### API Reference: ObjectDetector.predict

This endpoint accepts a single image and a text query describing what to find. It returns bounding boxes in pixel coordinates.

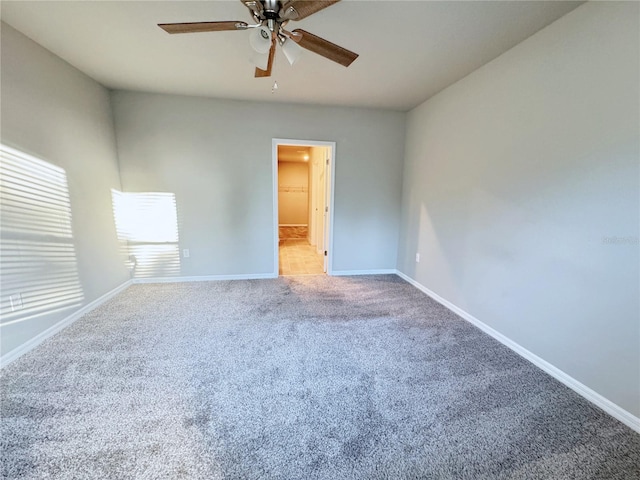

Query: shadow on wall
[111,190,181,278]
[0,145,84,331]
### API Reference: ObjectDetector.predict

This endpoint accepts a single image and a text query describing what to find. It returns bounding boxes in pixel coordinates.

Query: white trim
[331,269,397,276]
[273,139,336,277]
[327,145,336,276]
[395,270,640,433]
[132,273,277,284]
[272,140,279,277]
[278,224,308,227]
[0,279,133,368]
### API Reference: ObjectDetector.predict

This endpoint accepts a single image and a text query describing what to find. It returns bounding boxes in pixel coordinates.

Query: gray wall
[0,23,130,356]
[111,91,405,275]
[397,2,639,416]
[278,162,309,226]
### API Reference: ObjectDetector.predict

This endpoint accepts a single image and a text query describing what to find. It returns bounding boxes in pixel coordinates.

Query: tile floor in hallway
[279,238,325,275]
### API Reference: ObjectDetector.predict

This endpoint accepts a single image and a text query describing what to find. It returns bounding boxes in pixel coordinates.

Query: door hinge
[325,206,329,213]
[324,251,327,256]
[326,158,329,165]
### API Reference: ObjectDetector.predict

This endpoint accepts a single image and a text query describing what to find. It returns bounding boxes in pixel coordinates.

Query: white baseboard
[278,224,307,227]
[395,270,640,433]
[331,269,397,276]
[0,279,133,368]
[132,273,277,284]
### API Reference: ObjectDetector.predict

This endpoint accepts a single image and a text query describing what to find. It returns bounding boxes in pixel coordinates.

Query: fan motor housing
[262,0,281,17]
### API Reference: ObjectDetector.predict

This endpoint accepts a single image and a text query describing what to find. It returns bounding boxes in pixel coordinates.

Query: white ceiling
[1,1,582,111]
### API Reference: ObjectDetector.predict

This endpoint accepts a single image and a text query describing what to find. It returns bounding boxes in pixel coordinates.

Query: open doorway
[272,139,335,276]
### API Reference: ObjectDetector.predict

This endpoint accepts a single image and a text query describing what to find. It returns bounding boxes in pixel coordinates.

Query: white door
[322,149,331,273]
[317,166,325,254]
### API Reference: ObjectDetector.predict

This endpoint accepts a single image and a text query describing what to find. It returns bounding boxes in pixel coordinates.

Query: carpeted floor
[1,275,639,479]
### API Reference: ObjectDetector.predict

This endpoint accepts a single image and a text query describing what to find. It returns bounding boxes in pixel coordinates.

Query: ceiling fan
[158,0,358,78]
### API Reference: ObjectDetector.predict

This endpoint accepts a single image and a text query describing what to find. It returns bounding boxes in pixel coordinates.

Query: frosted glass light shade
[249,51,269,70]
[250,26,272,54]
[282,37,302,65]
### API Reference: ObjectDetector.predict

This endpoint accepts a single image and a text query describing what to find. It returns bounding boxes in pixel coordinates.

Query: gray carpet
[1,275,639,479]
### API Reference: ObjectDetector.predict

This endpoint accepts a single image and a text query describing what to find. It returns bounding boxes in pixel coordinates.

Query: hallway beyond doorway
[273,139,335,276]
[279,226,324,276]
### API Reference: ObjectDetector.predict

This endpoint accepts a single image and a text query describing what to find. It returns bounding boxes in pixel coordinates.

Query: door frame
[272,138,336,276]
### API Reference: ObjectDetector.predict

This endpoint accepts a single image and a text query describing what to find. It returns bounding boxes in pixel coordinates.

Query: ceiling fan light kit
[249,25,273,53]
[249,50,270,71]
[281,36,302,65]
[158,0,358,78]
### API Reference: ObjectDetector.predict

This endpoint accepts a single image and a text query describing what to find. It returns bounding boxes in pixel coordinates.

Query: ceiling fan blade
[255,37,276,77]
[280,0,341,21]
[158,21,248,34]
[291,29,358,67]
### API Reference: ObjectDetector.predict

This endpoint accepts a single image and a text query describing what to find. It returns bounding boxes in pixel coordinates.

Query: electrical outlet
[183,249,190,258]
[9,294,23,311]
[415,253,420,263]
